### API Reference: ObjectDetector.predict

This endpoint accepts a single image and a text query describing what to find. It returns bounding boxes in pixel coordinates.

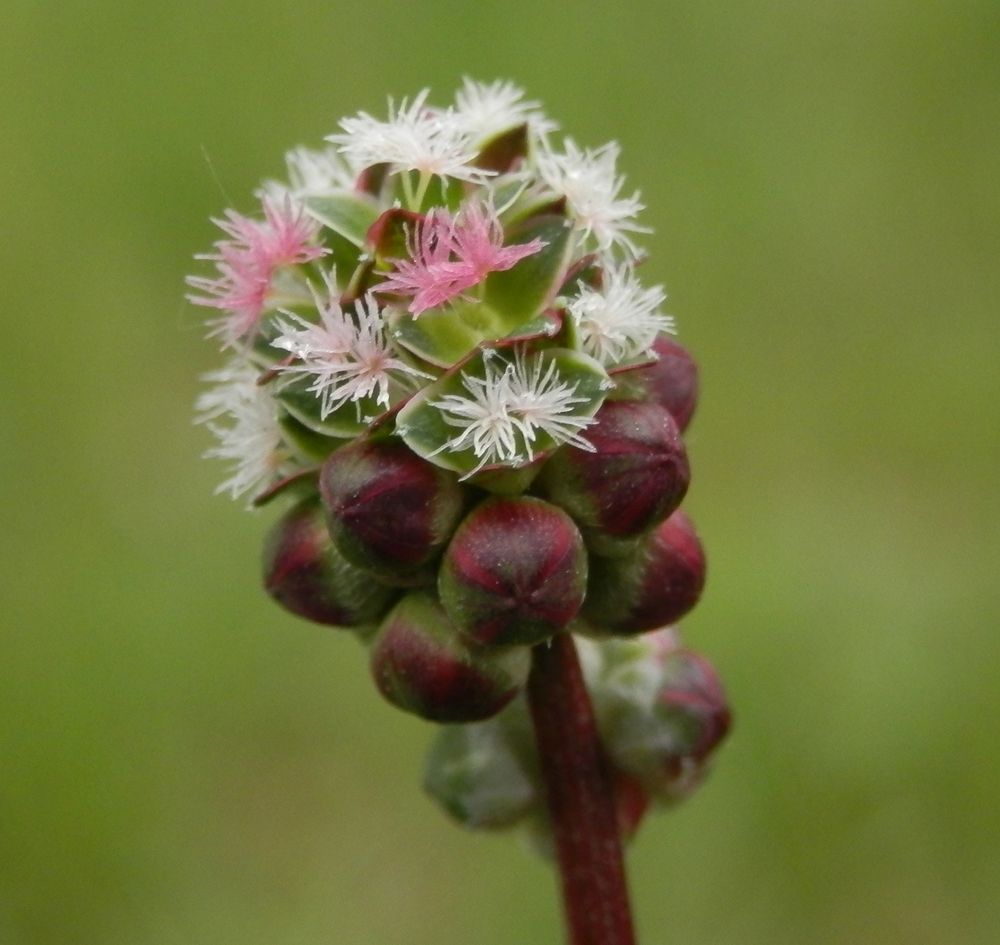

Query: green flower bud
[370,592,530,723]
[423,700,538,829]
[583,510,706,634]
[262,499,397,628]
[439,497,588,647]
[320,438,464,584]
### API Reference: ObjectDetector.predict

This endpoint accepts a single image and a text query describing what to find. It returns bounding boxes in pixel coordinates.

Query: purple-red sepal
[320,438,464,584]
[539,399,689,551]
[583,509,706,634]
[262,499,397,628]
[439,496,588,647]
[371,591,529,723]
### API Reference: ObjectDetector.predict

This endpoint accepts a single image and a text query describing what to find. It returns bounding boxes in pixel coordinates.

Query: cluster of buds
[425,629,730,849]
[191,80,728,848]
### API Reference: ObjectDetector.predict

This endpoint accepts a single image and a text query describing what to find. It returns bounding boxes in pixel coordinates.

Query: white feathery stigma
[536,138,649,260]
[258,145,356,207]
[567,266,674,366]
[449,77,557,143]
[328,89,493,184]
[194,360,287,504]
[431,349,595,477]
[271,279,429,420]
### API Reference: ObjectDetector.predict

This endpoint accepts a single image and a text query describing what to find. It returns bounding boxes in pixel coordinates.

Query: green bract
[303,193,380,247]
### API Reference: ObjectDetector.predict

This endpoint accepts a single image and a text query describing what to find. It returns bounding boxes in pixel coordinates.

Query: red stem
[527,634,637,945]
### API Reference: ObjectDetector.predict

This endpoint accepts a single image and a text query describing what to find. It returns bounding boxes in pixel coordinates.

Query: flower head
[272,282,428,420]
[328,89,492,184]
[194,360,287,503]
[430,350,595,477]
[378,200,545,316]
[568,265,674,366]
[537,139,649,260]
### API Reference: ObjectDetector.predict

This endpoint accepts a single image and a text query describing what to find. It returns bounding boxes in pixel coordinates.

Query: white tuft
[567,266,674,367]
[449,77,558,143]
[535,138,650,260]
[194,360,287,504]
[328,89,494,184]
[272,279,430,420]
[431,350,595,477]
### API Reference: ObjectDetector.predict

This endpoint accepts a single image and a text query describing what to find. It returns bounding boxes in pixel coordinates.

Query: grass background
[2,1,998,943]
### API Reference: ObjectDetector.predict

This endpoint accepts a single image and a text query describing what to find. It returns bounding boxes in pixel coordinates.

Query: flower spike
[189,85,727,926]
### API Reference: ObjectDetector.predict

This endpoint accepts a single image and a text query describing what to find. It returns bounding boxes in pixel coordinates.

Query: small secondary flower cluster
[190,80,728,848]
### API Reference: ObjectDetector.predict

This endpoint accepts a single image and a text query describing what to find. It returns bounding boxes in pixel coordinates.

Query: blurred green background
[3,1,998,943]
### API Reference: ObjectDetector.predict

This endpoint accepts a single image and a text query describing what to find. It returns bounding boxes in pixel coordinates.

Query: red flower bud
[320,438,464,583]
[262,499,397,628]
[371,592,530,723]
[583,509,706,634]
[539,399,689,549]
[439,497,588,647]
[613,335,699,432]
[656,647,731,769]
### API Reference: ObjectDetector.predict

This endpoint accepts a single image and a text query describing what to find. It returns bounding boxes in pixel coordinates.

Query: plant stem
[527,634,637,945]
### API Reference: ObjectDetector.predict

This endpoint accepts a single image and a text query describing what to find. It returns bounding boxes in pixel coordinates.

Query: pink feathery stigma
[377,202,546,317]
[450,201,545,282]
[188,198,327,344]
[375,210,469,315]
[187,245,270,344]
[213,199,327,270]
[257,199,329,268]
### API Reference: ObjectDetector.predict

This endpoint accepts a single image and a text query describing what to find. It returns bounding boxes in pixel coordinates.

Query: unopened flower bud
[320,438,464,583]
[539,399,689,550]
[657,648,731,764]
[371,592,530,723]
[605,641,731,803]
[423,704,538,829]
[439,497,588,647]
[613,335,699,432]
[583,509,706,634]
[262,499,397,628]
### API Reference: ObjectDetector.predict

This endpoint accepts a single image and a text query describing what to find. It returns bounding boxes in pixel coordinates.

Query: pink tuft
[188,198,327,345]
[450,201,543,281]
[377,201,545,316]
[375,209,470,315]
